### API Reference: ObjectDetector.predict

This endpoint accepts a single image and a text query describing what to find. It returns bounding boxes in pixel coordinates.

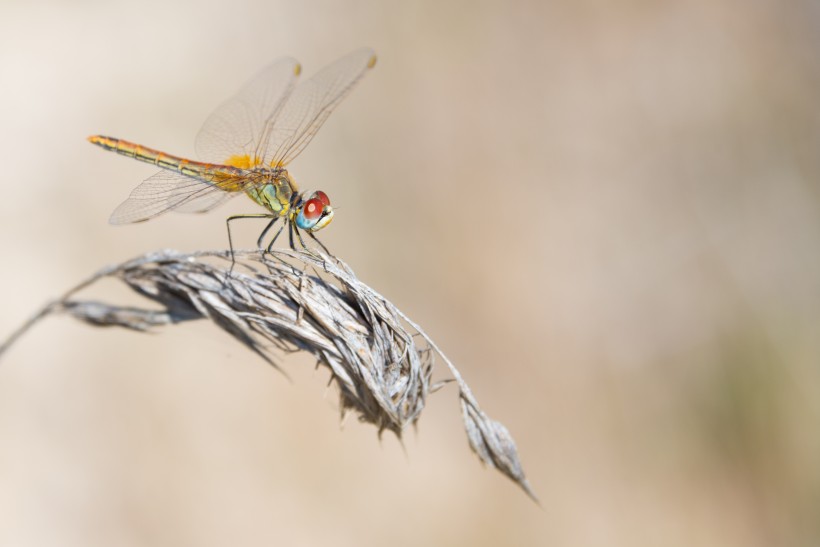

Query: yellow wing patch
[225,154,263,169]
[208,171,248,192]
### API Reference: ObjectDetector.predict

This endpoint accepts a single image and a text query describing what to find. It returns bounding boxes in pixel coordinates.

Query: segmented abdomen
[88,135,245,190]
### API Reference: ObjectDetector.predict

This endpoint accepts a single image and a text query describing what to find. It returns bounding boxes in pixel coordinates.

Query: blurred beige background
[1,0,819,545]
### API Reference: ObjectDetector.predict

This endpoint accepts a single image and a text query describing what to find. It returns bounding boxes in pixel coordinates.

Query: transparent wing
[195,57,301,165]
[109,170,241,224]
[265,47,377,167]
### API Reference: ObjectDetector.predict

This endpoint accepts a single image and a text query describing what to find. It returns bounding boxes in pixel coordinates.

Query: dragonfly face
[88,47,377,254]
[294,190,334,232]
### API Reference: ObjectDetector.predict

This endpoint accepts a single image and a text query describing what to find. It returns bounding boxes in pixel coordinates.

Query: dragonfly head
[295,190,334,232]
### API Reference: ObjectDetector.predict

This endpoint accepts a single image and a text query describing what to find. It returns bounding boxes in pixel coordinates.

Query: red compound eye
[311,191,331,207]
[302,198,324,220]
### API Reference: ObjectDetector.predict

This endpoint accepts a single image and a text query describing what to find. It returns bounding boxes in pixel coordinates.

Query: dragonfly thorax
[244,169,295,216]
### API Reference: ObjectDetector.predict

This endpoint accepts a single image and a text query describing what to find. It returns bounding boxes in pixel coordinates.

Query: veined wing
[109,169,252,224]
[195,57,301,166]
[264,47,377,167]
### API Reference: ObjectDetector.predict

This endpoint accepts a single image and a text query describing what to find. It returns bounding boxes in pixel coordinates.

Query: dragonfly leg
[257,217,288,265]
[265,223,286,254]
[288,220,296,251]
[225,214,276,274]
[289,222,321,261]
[293,225,327,267]
[256,217,279,249]
[308,231,332,257]
[291,224,310,252]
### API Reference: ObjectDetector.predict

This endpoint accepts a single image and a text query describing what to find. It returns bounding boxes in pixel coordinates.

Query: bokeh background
[1,0,819,545]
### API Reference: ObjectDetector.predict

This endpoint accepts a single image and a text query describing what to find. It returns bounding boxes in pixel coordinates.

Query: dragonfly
[89,47,377,259]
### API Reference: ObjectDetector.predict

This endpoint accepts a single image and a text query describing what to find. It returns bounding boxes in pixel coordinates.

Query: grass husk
[1,248,536,501]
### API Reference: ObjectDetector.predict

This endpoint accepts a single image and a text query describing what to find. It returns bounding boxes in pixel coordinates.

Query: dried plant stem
[0,259,125,359]
[0,248,536,501]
